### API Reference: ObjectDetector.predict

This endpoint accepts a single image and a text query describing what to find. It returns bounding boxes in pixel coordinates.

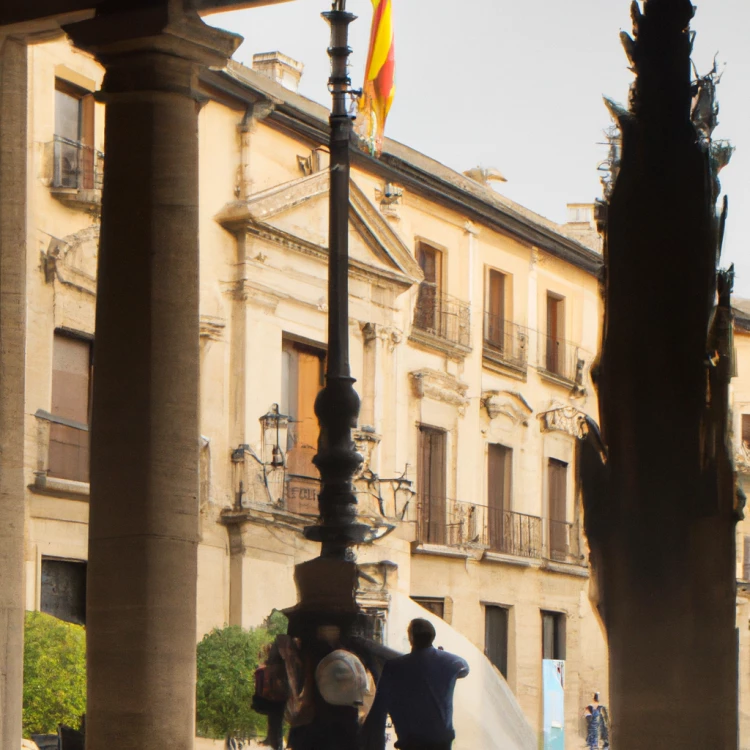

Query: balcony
[545,518,584,565]
[33,410,89,496]
[483,314,529,375]
[46,135,104,212]
[416,497,586,567]
[411,287,471,356]
[538,332,586,387]
[416,497,541,559]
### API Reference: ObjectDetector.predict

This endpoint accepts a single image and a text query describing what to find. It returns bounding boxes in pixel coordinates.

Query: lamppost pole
[307,0,369,560]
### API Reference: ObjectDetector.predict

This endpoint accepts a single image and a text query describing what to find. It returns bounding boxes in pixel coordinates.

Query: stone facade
[20,38,613,748]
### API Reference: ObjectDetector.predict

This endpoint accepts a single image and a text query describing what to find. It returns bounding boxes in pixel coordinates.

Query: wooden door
[284,341,325,515]
[546,294,563,374]
[418,426,446,544]
[548,459,568,559]
[49,334,91,482]
[416,245,442,333]
[487,270,506,348]
[488,444,511,552]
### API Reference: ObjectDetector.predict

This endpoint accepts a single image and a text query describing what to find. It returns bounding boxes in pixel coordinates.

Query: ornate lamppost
[306,0,370,560]
[281,4,380,748]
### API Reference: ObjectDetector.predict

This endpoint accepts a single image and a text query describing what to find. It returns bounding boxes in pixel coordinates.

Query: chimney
[564,203,602,253]
[252,51,304,93]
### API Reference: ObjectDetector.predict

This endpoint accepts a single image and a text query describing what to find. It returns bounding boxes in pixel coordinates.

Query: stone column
[0,34,28,750]
[64,10,239,749]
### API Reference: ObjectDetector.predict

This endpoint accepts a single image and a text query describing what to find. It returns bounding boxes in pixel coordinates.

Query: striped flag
[359,0,395,156]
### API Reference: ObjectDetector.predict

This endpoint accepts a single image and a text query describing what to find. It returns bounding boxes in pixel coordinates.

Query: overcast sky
[207,0,750,294]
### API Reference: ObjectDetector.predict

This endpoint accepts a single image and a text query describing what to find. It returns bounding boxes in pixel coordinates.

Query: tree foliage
[23,611,86,737]
[196,611,288,740]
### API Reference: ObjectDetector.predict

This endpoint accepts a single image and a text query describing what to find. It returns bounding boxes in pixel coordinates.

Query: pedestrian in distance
[362,618,469,750]
[584,692,610,750]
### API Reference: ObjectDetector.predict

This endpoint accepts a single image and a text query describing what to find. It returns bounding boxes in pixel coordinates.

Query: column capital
[63,7,241,96]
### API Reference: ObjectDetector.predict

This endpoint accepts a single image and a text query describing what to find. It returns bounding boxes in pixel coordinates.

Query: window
[281,337,325,514]
[742,414,750,446]
[412,596,445,620]
[485,269,507,348]
[487,444,512,552]
[48,333,92,483]
[41,558,87,625]
[417,425,447,545]
[485,605,509,678]
[545,293,565,375]
[54,78,95,189]
[414,243,443,334]
[541,610,566,661]
[548,459,568,560]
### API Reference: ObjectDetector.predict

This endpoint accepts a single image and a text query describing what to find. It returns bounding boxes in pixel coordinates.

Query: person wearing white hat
[362,618,469,750]
[315,649,370,708]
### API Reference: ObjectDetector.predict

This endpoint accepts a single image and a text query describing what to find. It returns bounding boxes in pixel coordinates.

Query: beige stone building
[20,37,612,748]
[731,303,750,749]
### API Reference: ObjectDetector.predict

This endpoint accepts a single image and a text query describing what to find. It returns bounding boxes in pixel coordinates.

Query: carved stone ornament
[199,315,226,342]
[410,369,470,415]
[538,403,588,437]
[360,322,403,351]
[483,390,533,426]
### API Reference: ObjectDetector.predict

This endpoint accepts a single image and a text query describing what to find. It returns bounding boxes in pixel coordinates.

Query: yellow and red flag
[359,0,395,156]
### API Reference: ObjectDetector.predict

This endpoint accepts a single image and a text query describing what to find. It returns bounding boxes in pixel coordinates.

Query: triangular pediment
[216,171,423,285]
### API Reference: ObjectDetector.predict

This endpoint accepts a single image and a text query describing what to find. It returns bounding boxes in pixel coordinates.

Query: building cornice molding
[222,217,416,292]
[215,170,422,289]
[203,69,602,277]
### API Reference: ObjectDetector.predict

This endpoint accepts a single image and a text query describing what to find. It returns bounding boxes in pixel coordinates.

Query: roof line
[202,64,603,277]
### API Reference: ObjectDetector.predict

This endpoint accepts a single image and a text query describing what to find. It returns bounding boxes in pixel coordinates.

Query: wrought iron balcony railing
[483,314,529,370]
[49,135,104,191]
[416,496,542,559]
[544,518,584,565]
[412,286,471,349]
[538,332,586,385]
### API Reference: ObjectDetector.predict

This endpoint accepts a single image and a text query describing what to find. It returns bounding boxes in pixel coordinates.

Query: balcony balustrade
[412,288,471,349]
[417,496,542,559]
[416,496,585,565]
[538,332,586,385]
[483,314,529,371]
[50,135,104,191]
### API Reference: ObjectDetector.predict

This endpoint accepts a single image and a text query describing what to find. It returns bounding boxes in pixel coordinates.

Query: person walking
[584,692,610,749]
[362,618,469,750]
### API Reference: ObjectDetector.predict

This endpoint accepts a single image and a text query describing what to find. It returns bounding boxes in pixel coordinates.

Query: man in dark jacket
[363,618,469,750]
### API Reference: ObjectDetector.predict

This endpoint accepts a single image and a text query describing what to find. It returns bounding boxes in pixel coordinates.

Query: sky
[207,0,750,294]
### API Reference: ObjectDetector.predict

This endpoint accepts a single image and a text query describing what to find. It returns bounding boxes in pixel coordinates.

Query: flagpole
[307,0,369,560]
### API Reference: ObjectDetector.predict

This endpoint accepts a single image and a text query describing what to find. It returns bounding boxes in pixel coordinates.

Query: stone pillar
[63,10,239,749]
[0,34,28,750]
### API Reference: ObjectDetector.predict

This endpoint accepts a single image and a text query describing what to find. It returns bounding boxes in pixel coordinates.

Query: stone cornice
[203,68,602,277]
[408,328,471,362]
[228,220,416,291]
[199,315,225,341]
[215,170,422,289]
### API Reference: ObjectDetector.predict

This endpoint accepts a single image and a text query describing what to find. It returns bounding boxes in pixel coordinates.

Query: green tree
[195,613,286,742]
[23,611,86,737]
